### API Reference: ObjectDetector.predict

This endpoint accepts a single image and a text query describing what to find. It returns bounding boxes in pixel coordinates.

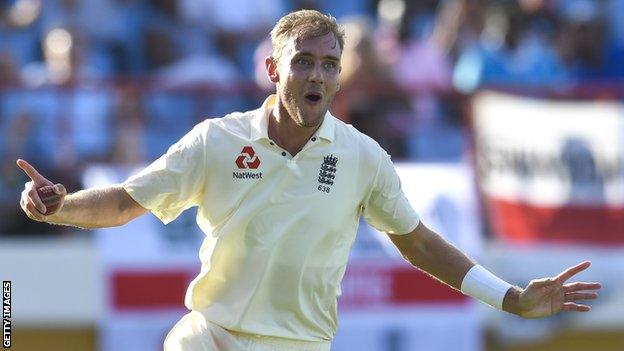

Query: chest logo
[317,154,338,193]
[235,146,261,169]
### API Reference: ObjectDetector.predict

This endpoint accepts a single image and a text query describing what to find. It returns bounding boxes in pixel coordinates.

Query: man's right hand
[16,159,67,222]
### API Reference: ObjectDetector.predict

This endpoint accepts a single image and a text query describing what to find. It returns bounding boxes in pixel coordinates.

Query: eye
[323,61,338,70]
[295,57,312,66]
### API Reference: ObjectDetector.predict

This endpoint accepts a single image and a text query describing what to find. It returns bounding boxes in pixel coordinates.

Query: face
[267,32,342,128]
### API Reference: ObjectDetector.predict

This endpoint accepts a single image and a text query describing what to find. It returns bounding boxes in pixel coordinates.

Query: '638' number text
[317,185,331,193]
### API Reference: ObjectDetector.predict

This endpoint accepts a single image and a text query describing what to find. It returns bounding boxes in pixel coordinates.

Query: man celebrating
[18,10,600,351]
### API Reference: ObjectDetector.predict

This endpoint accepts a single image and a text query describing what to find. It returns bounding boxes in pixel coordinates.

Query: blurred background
[1,0,623,350]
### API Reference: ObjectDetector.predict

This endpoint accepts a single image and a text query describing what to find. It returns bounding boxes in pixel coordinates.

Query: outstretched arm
[17,159,148,229]
[389,222,601,318]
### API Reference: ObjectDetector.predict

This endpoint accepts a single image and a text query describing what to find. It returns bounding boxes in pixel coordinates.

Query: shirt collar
[250,95,335,143]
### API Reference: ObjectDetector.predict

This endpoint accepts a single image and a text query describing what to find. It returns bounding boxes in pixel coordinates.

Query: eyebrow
[293,52,340,62]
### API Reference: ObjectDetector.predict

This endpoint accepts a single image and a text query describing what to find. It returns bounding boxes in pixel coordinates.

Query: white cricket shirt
[124,95,420,341]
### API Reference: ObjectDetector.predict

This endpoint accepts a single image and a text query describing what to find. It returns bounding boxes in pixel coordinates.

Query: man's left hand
[508,261,602,318]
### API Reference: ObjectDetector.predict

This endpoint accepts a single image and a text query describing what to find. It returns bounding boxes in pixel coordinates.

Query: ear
[265,56,279,83]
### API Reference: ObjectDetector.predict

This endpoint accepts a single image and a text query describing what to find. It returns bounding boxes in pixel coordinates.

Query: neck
[268,97,322,156]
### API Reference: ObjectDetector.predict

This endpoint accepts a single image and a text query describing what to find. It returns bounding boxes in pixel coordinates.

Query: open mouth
[305,93,322,103]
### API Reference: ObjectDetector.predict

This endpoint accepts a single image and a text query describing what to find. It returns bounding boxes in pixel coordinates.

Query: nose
[308,62,324,84]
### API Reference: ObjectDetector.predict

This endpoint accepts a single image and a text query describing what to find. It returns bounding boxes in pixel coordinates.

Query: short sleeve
[362,149,420,235]
[123,122,208,224]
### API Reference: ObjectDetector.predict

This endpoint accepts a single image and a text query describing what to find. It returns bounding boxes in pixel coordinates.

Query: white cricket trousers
[164,311,332,351]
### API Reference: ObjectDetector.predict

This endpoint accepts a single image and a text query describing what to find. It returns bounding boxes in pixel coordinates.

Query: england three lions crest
[317,154,338,193]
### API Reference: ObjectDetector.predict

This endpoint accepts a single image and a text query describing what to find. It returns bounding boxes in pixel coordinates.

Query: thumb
[53,183,67,196]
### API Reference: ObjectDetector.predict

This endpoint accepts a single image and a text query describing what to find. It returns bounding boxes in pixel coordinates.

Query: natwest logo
[235,146,261,169]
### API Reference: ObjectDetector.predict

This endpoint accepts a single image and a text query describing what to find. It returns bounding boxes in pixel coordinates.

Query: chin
[299,109,327,126]
[298,115,324,128]
[297,120,320,128]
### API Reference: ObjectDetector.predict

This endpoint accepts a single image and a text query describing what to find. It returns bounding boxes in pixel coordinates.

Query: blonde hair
[270,10,345,61]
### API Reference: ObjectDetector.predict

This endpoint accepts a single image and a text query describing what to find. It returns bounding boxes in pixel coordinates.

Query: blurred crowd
[1,0,623,234]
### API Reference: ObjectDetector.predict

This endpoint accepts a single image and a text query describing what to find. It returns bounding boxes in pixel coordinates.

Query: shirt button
[311,137,317,142]
[281,152,287,156]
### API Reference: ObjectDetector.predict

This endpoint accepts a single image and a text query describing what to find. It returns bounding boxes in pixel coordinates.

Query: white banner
[473,92,624,244]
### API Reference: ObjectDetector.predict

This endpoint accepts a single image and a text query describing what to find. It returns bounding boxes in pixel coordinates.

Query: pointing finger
[556,261,591,283]
[16,159,45,183]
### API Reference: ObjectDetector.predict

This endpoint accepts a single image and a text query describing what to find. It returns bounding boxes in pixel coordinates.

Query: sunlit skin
[265,32,341,155]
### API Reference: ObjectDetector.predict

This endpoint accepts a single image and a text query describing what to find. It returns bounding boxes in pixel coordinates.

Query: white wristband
[460,265,513,310]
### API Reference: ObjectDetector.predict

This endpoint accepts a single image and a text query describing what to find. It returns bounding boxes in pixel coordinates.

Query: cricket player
[18,10,601,351]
